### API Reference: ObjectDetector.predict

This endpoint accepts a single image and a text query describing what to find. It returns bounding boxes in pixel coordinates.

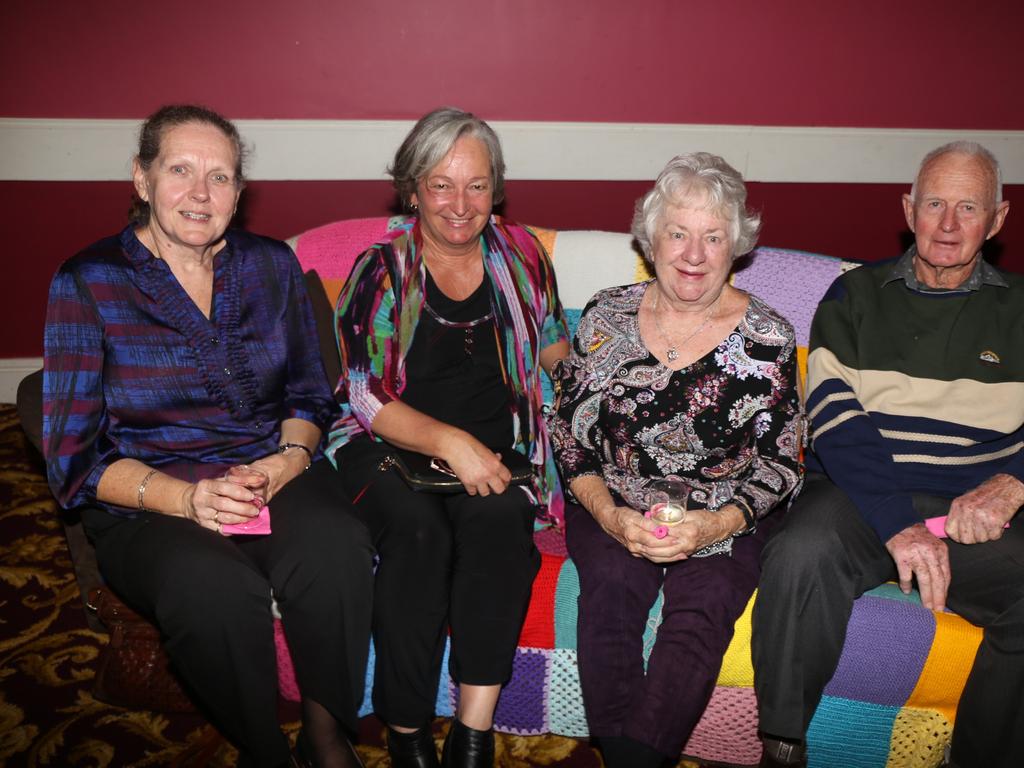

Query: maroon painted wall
[5,1,1022,127]
[4,1,1024,357]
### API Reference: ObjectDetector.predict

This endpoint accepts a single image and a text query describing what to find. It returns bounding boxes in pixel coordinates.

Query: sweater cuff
[861,494,921,543]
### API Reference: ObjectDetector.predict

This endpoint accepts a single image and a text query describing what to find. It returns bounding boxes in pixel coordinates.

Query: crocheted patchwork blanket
[283,218,984,768]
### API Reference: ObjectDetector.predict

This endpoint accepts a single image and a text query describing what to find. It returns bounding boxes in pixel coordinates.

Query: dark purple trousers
[565,503,773,758]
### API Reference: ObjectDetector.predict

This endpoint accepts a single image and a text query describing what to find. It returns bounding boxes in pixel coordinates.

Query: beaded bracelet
[137,469,158,513]
[278,442,313,471]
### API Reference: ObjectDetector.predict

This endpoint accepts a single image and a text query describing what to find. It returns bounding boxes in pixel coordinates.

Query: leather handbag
[378,448,534,493]
[88,587,195,713]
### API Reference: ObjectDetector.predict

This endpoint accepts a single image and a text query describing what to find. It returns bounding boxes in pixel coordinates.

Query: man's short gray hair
[388,107,506,209]
[631,152,761,262]
[910,140,1003,204]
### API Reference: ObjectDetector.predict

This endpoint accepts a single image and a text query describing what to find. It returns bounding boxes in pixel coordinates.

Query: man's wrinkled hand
[885,523,950,611]
[946,473,1024,544]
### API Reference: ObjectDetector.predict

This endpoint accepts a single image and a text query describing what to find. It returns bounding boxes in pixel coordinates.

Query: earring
[410,203,419,212]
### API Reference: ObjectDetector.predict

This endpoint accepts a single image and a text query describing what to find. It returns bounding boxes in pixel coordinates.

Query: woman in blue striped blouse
[43,104,369,768]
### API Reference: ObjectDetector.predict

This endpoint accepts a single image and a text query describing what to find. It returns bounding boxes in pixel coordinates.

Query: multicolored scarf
[327,215,568,524]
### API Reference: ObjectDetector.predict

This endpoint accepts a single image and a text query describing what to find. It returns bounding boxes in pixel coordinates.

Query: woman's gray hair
[631,152,761,261]
[388,107,506,209]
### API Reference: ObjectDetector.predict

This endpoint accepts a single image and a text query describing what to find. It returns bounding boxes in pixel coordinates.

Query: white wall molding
[0,357,41,405]
[3,118,1022,184]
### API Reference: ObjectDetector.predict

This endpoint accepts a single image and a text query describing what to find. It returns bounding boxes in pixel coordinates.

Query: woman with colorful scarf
[326,108,569,768]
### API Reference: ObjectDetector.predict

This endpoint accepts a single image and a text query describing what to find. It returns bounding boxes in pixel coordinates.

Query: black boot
[387,725,441,768]
[440,719,494,768]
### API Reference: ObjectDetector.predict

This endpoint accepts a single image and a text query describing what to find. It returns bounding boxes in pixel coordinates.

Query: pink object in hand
[653,525,669,539]
[221,464,271,535]
[221,505,272,535]
[925,514,1009,539]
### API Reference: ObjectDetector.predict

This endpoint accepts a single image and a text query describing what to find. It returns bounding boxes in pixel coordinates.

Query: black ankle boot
[440,719,494,768]
[387,725,440,768]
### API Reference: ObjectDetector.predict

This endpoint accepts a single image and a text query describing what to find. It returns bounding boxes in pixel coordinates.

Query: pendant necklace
[651,286,720,363]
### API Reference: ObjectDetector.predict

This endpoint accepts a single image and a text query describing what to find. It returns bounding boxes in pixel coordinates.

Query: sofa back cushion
[289,216,859,390]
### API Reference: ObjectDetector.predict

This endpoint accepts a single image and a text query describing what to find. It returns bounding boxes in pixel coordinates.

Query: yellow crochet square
[716,591,757,687]
[634,255,655,282]
[886,707,951,768]
[904,611,982,723]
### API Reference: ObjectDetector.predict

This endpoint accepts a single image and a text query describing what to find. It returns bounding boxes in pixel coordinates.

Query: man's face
[902,152,1009,288]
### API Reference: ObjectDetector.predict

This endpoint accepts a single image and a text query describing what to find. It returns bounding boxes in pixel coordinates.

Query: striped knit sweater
[805,255,1024,542]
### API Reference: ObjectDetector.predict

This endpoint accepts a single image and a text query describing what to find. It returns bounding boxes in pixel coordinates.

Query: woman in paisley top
[549,152,803,768]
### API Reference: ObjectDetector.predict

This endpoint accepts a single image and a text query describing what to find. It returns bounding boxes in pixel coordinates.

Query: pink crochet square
[275,619,301,701]
[683,686,762,765]
[292,217,392,279]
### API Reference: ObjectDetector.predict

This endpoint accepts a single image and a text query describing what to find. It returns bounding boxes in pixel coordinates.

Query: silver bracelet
[137,469,158,512]
[278,442,313,470]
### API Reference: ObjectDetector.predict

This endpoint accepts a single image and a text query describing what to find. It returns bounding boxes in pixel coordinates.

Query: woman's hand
[246,450,308,501]
[665,506,742,557]
[179,477,263,534]
[442,433,512,496]
[593,504,690,563]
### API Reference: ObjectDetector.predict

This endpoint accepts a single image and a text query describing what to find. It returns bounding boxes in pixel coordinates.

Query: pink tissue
[925,514,1008,539]
[222,505,272,536]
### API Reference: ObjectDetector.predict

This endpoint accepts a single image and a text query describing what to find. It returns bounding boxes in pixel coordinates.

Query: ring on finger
[214,511,220,525]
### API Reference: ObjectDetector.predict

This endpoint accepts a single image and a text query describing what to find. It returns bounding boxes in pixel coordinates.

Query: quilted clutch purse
[379,448,534,493]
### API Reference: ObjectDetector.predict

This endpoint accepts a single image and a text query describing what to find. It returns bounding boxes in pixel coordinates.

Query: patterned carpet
[0,403,718,767]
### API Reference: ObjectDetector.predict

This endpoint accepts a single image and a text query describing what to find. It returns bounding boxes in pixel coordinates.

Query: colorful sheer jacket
[326,216,569,523]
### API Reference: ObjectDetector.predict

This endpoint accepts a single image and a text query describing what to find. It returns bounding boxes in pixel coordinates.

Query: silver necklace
[651,286,719,363]
[422,294,494,357]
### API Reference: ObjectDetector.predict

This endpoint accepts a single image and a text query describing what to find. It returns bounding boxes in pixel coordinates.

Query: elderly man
[751,141,1023,768]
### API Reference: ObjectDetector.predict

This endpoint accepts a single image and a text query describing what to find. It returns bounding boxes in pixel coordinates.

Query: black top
[402,270,513,451]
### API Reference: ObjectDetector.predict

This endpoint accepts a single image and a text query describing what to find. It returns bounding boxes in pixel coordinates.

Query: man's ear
[987,200,1010,240]
[901,193,916,232]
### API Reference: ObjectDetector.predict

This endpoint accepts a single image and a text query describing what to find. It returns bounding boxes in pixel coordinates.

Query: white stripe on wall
[0,358,42,405]
[2,118,1023,184]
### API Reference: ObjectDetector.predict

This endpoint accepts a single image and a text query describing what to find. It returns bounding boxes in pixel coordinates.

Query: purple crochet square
[732,248,843,348]
[823,595,935,705]
[492,648,549,734]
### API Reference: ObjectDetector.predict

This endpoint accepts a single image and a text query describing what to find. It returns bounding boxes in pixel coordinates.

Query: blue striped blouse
[43,226,336,516]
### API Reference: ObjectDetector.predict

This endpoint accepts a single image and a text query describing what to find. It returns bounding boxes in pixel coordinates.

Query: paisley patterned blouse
[550,282,803,549]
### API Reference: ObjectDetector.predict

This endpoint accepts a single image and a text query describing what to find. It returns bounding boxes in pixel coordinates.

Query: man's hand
[946,473,1024,544]
[885,523,950,611]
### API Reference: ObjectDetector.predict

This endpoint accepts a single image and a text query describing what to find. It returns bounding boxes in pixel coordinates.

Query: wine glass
[225,464,269,509]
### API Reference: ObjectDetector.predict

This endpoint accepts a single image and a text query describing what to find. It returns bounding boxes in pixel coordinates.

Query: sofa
[279,216,983,768]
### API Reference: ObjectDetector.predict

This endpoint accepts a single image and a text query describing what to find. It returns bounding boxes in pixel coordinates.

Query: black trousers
[751,473,1024,768]
[83,461,374,768]
[337,438,540,729]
